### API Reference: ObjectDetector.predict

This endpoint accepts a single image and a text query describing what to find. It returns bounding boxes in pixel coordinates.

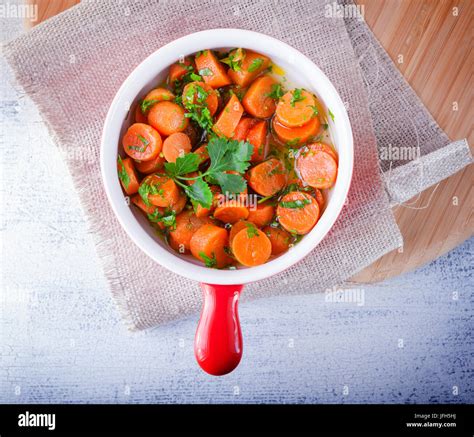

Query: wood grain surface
[26,0,473,283]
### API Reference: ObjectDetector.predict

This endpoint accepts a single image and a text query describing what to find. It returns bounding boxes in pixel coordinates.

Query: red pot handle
[194,283,244,376]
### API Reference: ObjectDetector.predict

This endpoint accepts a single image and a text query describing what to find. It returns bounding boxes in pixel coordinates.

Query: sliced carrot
[231,225,272,267]
[263,226,292,256]
[148,101,188,136]
[134,105,147,123]
[194,144,209,163]
[140,88,175,116]
[314,188,325,209]
[247,158,287,196]
[275,89,317,127]
[168,57,194,83]
[134,153,165,174]
[297,147,338,189]
[190,224,232,268]
[131,194,164,215]
[169,210,212,254]
[242,75,278,118]
[229,220,253,245]
[214,198,249,224]
[246,120,267,162]
[162,132,192,162]
[170,192,187,215]
[182,81,219,116]
[232,117,256,141]
[272,115,320,145]
[306,142,338,163]
[277,191,320,235]
[212,94,244,138]
[122,123,162,161]
[140,174,181,208]
[194,50,232,88]
[117,157,140,195]
[247,201,275,228]
[227,50,271,87]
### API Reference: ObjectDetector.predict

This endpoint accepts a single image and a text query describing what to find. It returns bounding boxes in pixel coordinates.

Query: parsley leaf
[199,251,217,268]
[140,99,159,114]
[183,178,213,209]
[138,180,163,206]
[207,137,253,174]
[245,222,260,238]
[220,48,245,72]
[117,156,130,189]
[266,83,284,100]
[147,209,177,230]
[308,105,319,116]
[328,108,335,121]
[164,153,201,178]
[248,58,263,72]
[290,88,306,107]
[182,82,214,131]
[198,68,213,77]
[280,198,311,209]
[212,171,247,195]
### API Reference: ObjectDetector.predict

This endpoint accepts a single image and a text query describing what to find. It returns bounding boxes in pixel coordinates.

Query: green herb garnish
[280,198,311,209]
[182,82,214,131]
[248,58,263,73]
[198,68,213,77]
[138,180,163,207]
[290,88,306,107]
[328,108,335,121]
[199,251,217,268]
[245,222,260,238]
[266,83,284,100]
[220,48,245,72]
[140,99,159,114]
[117,156,130,189]
[164,137,253,209]
[308,105,319,116]
[147,209,177,230]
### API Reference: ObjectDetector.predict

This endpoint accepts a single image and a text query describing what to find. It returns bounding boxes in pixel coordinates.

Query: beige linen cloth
[3,0,471,330]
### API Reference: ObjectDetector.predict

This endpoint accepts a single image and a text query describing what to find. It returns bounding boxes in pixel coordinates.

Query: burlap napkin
[3,0,470,330]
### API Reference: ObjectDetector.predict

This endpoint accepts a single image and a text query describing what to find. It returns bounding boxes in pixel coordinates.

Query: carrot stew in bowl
[117,48,339,268]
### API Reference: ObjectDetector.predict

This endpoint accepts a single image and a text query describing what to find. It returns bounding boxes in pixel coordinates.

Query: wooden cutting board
[25,0,473,283]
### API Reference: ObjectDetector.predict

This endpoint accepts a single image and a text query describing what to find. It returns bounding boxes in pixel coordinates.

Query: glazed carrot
[162,132,192,162]
[275,89,317,127]
[134,105,147,123]
[297,147,338,189]
[277,191,320,235]
[122,123,162,161]
[131,194,163,215]
[194,50,232,88]
[170,192,187,215]
[117,157,140,195]
[246,120,267,162]
[168,57,194,83]
[140,174,181,208]
[194,144,209,163]
[227,50,271,87]
[148,101,188,136]
[314,188,325,209]
[190,224,233,268]
[247,201,275,228]
[272,115,320,145]
[232,117,256,141]
[134,154,165,174]
[214,200,249,224]
[140,87,175,116]
[229,220,253,245]
[169,210,212,254]
[242,75,278,118]
[212,94,244,138]
[231,224,272,267]
[182,81,219,116]
[263,226,292,255]
[306,142,338,163]
[247,158,287,196]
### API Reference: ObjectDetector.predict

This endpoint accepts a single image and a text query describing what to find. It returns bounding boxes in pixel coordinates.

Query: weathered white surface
[1,13,472,404]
